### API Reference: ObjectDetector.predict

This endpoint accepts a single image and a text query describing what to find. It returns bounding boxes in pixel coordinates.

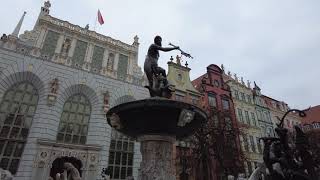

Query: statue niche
[47,78,59,105]
[107,53,115,71]
[61,38,71,57]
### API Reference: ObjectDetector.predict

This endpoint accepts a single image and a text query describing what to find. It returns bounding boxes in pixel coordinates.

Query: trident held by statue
[169,43,194,59]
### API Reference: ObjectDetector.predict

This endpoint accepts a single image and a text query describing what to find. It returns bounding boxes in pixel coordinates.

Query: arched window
[0,82,38,174]
[57,94,91,144]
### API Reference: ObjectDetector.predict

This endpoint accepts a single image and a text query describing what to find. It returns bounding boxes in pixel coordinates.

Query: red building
[302,105,320,128]
[301,105,320,139]
[192,64,243,179]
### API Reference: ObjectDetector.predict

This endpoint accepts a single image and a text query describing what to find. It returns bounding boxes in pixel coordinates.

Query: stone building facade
[222,72,263,177]
[0,1,148,180]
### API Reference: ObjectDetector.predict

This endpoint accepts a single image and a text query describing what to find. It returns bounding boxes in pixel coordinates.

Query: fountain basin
[106,98,207,139]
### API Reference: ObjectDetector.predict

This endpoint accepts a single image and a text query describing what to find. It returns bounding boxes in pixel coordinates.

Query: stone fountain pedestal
[107,98,207,180]
[138,135,176,180]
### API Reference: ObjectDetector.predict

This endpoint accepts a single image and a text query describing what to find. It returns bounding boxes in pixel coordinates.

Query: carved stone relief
[47,78,59,106]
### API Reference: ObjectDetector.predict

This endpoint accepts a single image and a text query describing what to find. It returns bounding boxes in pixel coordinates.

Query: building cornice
[37,139,102,151]
[39,15,138,53]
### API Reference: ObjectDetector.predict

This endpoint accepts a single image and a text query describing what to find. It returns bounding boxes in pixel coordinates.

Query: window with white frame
[237,109,244,122]
[251,112,257,126]
[222,99,230,110]
[249,136,256,153]
[57,94,91,144]
[245,111,250,125]
[0,82,38,174]
[107,131,134,179]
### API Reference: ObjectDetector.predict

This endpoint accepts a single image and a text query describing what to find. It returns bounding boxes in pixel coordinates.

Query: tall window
[208,93,217,108]
[222,99,230,110]
[247,95,252,104]
[244,111,250,125]
[108,131,134,179]
[247,161,253,176]
[251,112,257,126]
[224,117,232,131]
[237,108,243,122]
[240,92,245,101]
[190,96,199,105]
[243,135,249,152]
[249,136,256,153]
[0,82,38,174]
[57,94,91,144]
[257,110,262,120]
[234,90,239,100]
[265,112,271,122]
[212,114,219,127]
[256,137,262,153]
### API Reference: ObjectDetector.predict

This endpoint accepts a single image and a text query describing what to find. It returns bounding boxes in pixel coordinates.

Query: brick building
[192,64,243,179]
[302,105,320,131]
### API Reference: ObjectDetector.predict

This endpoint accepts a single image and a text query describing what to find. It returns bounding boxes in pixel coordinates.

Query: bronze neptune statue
[144,36,179,98]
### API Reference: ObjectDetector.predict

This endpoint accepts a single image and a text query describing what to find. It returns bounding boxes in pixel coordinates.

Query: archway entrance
[50,157,82,179]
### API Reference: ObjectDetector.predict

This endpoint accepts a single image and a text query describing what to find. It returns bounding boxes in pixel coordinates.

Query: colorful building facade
[223,72,263,177]
[263,96,302,132]
[193,64,243,179]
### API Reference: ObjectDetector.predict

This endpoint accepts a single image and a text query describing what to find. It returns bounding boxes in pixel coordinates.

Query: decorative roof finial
[241,77,245,85]
[176,55,182,65]
[12,11,27,37]
[234,73,238,81]
[170,56,174,62]
[185,61,188,67]
[247,80,251,88]
[254,81,261,90]
[221,64,225,73]
[133,35,139,46]
[44,1,51,9]
[227,71,231,76]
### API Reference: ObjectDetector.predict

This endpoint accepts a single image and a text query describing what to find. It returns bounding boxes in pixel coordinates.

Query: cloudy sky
[1,0,319,109]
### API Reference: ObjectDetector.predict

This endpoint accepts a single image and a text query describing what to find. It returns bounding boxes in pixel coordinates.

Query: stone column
[113,53,119,71]
[55,34,65,54]
[68,38,77,58]
[102,49,109,68]
[138,135,176,180]
[85,43,94,63]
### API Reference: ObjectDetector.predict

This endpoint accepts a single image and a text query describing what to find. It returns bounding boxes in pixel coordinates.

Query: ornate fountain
[249,109,320,180]
[107,36,207,180]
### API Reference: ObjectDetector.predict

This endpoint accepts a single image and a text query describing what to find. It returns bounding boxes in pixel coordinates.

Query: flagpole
[94,12,98,32]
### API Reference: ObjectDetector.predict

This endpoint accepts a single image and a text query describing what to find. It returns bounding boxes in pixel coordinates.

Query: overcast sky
[1,0,319,109]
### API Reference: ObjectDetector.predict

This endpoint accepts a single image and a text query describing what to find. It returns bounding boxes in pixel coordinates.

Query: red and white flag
[97,9,104,25]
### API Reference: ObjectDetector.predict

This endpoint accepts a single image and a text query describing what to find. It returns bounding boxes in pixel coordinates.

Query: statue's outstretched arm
[153,44,179,52]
